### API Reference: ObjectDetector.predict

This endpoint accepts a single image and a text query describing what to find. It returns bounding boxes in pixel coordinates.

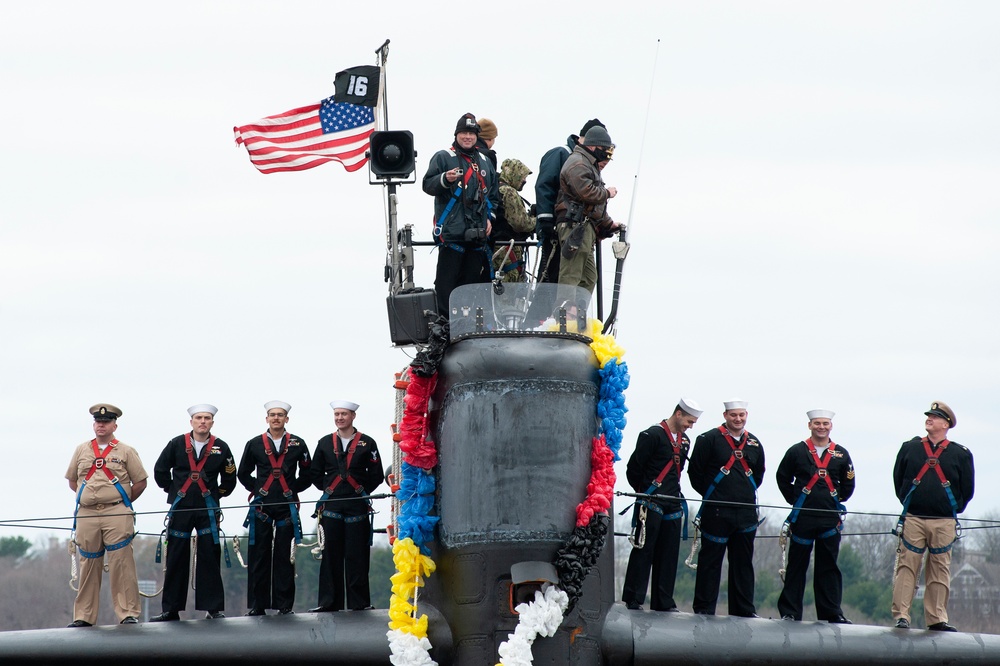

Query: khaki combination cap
[90,403,122,421]
[925,400,956,428]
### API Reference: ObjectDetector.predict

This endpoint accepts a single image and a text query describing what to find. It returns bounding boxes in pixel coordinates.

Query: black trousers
[434,245,488,315]
[247,509,296,611]
[317,515,372,610]
[693,511,757,617]
[777,522,843,621]
[162,508,225,613]
[622,506,682,610]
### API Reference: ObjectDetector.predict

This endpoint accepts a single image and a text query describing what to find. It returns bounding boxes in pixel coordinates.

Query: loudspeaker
[387,289,437,346]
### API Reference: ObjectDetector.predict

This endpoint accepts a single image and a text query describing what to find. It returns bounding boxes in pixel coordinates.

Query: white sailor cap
[723,399,749,411]
[187,404,218,417]
[264,400,292,413]
[678,398,703,418]
[330,400,360,412]
[807,409,835,420]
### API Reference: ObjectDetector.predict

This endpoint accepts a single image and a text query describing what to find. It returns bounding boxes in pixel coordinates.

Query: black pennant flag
[333,65,381,107]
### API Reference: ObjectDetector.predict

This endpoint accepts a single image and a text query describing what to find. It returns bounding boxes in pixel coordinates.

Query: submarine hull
[425,334,611,664]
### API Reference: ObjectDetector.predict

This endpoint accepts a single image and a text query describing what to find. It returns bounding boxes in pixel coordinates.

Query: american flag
[234,96,376,174]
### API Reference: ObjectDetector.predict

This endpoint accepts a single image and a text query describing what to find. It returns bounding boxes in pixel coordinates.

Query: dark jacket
[775,441,855,526]
[554,145,613,231]
[688,426,765,526]
[237,432,312,512]
[893,436,974,517]
[154,433,238,507]
[475,137,498,170]
[626,422,690,512]
[422,143,499,244]
[534,135,576,237]
[311,430,383,516]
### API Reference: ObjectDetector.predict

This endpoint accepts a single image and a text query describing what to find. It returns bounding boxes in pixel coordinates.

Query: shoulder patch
[847,469,855,479]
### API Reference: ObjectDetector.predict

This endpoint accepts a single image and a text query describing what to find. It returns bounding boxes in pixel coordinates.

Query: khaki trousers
[556,222,597,294]
[891,516,955,626]
[73,503,141,624]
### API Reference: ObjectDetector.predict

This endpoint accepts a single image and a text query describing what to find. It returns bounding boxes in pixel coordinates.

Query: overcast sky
[1,1,997,547]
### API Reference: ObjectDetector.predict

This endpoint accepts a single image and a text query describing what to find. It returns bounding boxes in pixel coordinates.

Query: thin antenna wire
[624,38,661,232]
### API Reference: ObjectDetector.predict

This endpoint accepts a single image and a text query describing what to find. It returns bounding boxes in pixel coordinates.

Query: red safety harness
[258,433,292,497]
[458,152,488,193]
[177,433,216,498]
[800,439,838,497]
[73,438,135,556]
[690,427,761,544]
[78,438,132,509]
[895,437,960,555]
[85,439,120,483]
[719,426,754,478]
[913,437,951,488]
[649,420,684,488]
[324,431,364,495]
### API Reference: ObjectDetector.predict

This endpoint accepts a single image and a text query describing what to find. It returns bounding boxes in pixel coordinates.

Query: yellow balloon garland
[388,537,437,638]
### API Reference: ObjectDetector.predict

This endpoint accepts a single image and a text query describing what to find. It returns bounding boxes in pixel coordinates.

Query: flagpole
[375,39,390,129]
[372,39,408,294]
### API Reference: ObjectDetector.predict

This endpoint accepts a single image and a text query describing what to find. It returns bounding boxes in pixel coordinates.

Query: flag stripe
[239,127,368,150]
[249,140,370,167]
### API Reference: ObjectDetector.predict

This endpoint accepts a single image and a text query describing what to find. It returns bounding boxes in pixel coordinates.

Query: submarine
[2,278,1000,664]
[2,76,999,660]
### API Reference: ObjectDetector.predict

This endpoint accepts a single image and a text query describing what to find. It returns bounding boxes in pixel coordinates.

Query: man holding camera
[554,125,620,297]
[422,112,500,316]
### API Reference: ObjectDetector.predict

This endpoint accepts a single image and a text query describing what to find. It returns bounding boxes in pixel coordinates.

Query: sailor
[310,400,384,612]
[622,398,702,611]
[150,404,238,621]
[891,401,974,631]
[422,112,500,316]
[237,400,312,616]
[65,404,148,626]
[687,399,765,617]
[775,409,855,623]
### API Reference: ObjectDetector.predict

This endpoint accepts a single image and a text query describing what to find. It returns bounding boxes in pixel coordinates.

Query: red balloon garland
[575,434,616,527]
[399,373,438,470]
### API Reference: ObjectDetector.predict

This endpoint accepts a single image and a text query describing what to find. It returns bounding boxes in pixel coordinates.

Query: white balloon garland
[496,584,570,666]
[387,628,438,666]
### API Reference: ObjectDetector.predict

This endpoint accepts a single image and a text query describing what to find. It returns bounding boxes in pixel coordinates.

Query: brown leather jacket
[554,145,614,231]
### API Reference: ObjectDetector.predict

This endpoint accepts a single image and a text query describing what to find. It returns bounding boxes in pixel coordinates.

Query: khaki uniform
[65,439,148,624]
[892,516,956,625]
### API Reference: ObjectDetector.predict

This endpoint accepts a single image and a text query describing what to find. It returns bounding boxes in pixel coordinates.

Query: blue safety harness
[894,438,960,555]
[73,439,136,559]
[630,421,690,540]
[314,431,375,546]
[693,427,762,544]
[156,526,232,569]
[432,149,494,272]
[163,435,222,544]
[782,440,846,546]
[242,433,303,546]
